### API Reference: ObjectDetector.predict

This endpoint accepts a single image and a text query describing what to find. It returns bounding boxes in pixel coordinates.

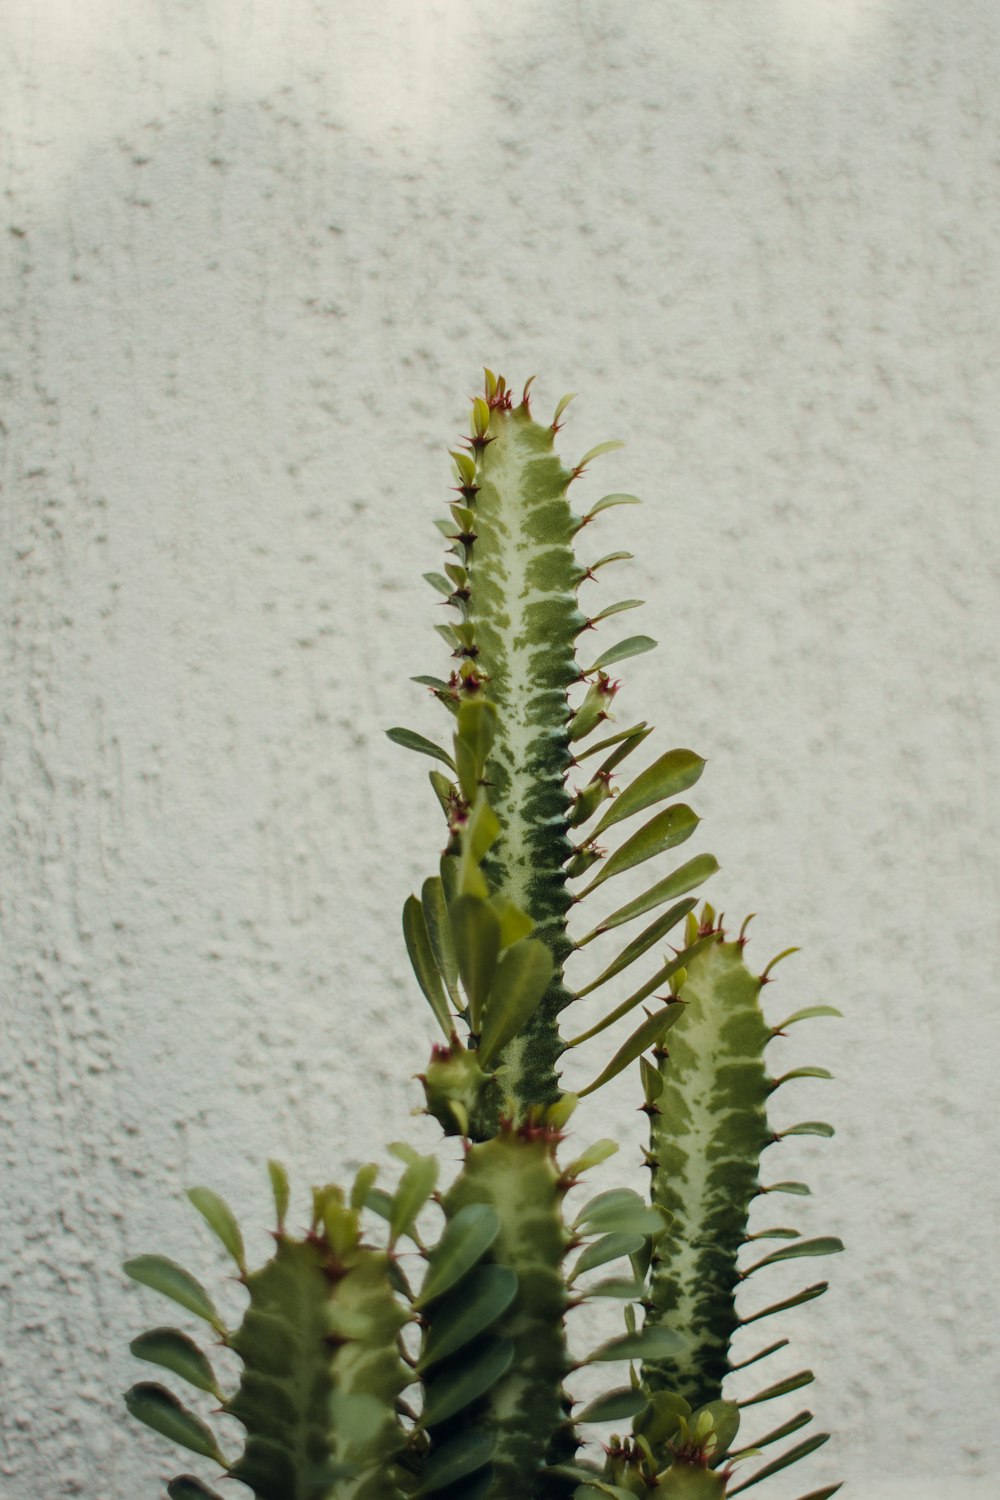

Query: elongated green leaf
[364,1187,395,1223]
[771,1067,834,1087]
[593,726,655,780]
[728,1433,830,1494]
[588,599,644,624]
[552,391,577,427]
[743,1238,843,1275]
[779,1121,835,1139]
[574,723,648,762]
[773,1006,843,1030]
[579,804,699,895]
[419,1265,518,1367]
[586,492,641,517]
[576,439,625,469]
[267,1160,289,1231]
[575,1387,647,1423]
[450,894,501,1031]
[456,699,497,780]
[123,1257,224,1332]
[422,877,461,1008]
[761,1181,811,1196]
[585,1325,684,1363]
[739,1372,814,1408]
[586,550,633,575]
[124,1383,225,1463]
[564,1138,619,1176]
[419,1204,501,1305]
[580,853,719,944]
[424,571,455,597]
[570,1232,645,1280]
[477,939,553,1067]
[421,1336,514,1426]
[574,1189,668,1237]
[578,1002,684,1097]
[739,1411,813,1452]
[489,893,535,948]
[130,1329,220,1397]
[567,944,706,1049]
[390,1154,439,1246]
[167,1478,226,1500]
[592,747,706,837]
[350,1162,379,1212]
[576,899,696,995]
[740,1282,828,1326]
[414,1431,495,1495]
[186,1188,245,1274]
[583,1277,645,1299]
[746,1227,801,1241]
[729,1338,790,1371]
[585,635,657,674]
[403,895,454,1039]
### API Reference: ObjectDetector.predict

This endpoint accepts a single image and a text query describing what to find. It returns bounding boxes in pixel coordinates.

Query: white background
[2,2,998,1496]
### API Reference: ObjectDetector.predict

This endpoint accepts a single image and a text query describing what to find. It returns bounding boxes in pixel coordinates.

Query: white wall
[2,1,998,1496]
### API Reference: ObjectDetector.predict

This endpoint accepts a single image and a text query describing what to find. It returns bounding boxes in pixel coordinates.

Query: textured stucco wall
[2,1,998,1496]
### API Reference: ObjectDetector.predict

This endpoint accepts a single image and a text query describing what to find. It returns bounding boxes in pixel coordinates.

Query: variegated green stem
[420,1127,573,1500]
[643,915,772,1409]
[459,391,583,1117]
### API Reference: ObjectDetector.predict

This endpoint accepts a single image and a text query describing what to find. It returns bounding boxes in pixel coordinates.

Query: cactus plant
[124,373,843,1500]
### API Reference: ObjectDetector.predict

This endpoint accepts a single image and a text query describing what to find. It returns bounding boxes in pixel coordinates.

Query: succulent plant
[124,373,842,1500]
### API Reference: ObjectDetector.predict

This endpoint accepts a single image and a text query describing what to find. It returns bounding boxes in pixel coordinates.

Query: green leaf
[576,899,696,995]
[739,1411,813,1451]
[477,939,554,1067]
[779,1121,835,1138]
[456,699,497,778]
[739,1372,815,1408]
[420,1336,514,1426]
[743,1238,844,1275]
[573,722,649,762]
[740,1282,828,1326]
[390,1154,439,1246]
[386,725,457,772]
[350,1162,379,1212]
[582,1277,645,1299]
[575,1387,647,1423]
[403,895,454,1039]
[576,439,625,469]
[586,493,641,518]
[450,894,501,1031]
[728,1434,830,1494]
[422,877,461,1008]
[130,1329,221,1397]
[570,1231,645,1280]
[585,635,657,674]
[566,946,700,1048]
[124,1383,225,1463]
[574,1189,668,1237]
[771,1067,834,1087]
[552,391,577,427]
[592,747,706,837]
[419,1204,501,1305]
[773,1006,843,1030]
[702,1398,741,1455]
[413,1431,495,1495]
[563,1138,619,1176]
[585,1324,684,1363]
[585,550,633,575]
[267,1160,289,1231]
[424,571,455,597]
[588,598,644,625]
[579,804,699,896]
[364,1187,395,1223]
[640,1055,663,1104]
[419,1265,518,1367]
[579,853,719,943]
[186,1188,245,1275]
[577,1002,685,1097]
[729,1338,789,1371]
[167,1478,226,1500]
[761,1181,811,1196]
[488,893,535,949]
[123,1256,224,1333]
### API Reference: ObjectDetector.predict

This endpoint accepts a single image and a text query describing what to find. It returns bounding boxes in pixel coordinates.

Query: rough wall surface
[2,1,998,1496]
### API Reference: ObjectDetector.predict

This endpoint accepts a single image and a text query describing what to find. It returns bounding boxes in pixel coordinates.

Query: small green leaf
[488,893,535,949]
[387,726,457,772]
[576,440,625,469]
[728,1434,830,1494]
[552,392,577,427]
[477,939,553,1067]
[579,854,719,943]
[585,1324,684,1363]
[586,493,641,518]
[424,570,455,597]
[364,1187,395,1223]
[640,1055,663,1104]
[124,1383,226,1463]
[566,946,701,1047]
[403,895,454,1039]
[419,1264,518,1368]
[123,1256,224,1333]
[563,1138,619,1176]
[420,1336,514,1426]
[588,598,644,625]
[773,1006,843,1031]
[580,804,699,896]
[422,877,461,1008]
[390,1154,439,1246]
[592,747,706,837]
[577,1003,685,1097]
[771,1067,833,1087]
[761,1181,811,1196]
[743,1238,844,1275]
[456,699,497,778]
[130,1329,221,1397]
[350,1163,379,1212]
[574,1189,668,1237]
[167,1477,226,1500]
[573,722,649,762]
[739,1411,813,1451]
[739,1372,815,1408]
[413,1430,495,1495]
[570,1231,645,1280]
[450,894,501,1031]
[585,635,657,674]
[740,1282,828,1326]
[583,1277,645,1299]
[186,1188,245,1275]
[267,1160,290,1231]
[419,1204,501,1305]
[701,1398,741,1455]
[576,898,696,995]
[575,1387,647,1423]
[779,1121,835,1138]
[585,550,633,575]
[729,1338,789,1371]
